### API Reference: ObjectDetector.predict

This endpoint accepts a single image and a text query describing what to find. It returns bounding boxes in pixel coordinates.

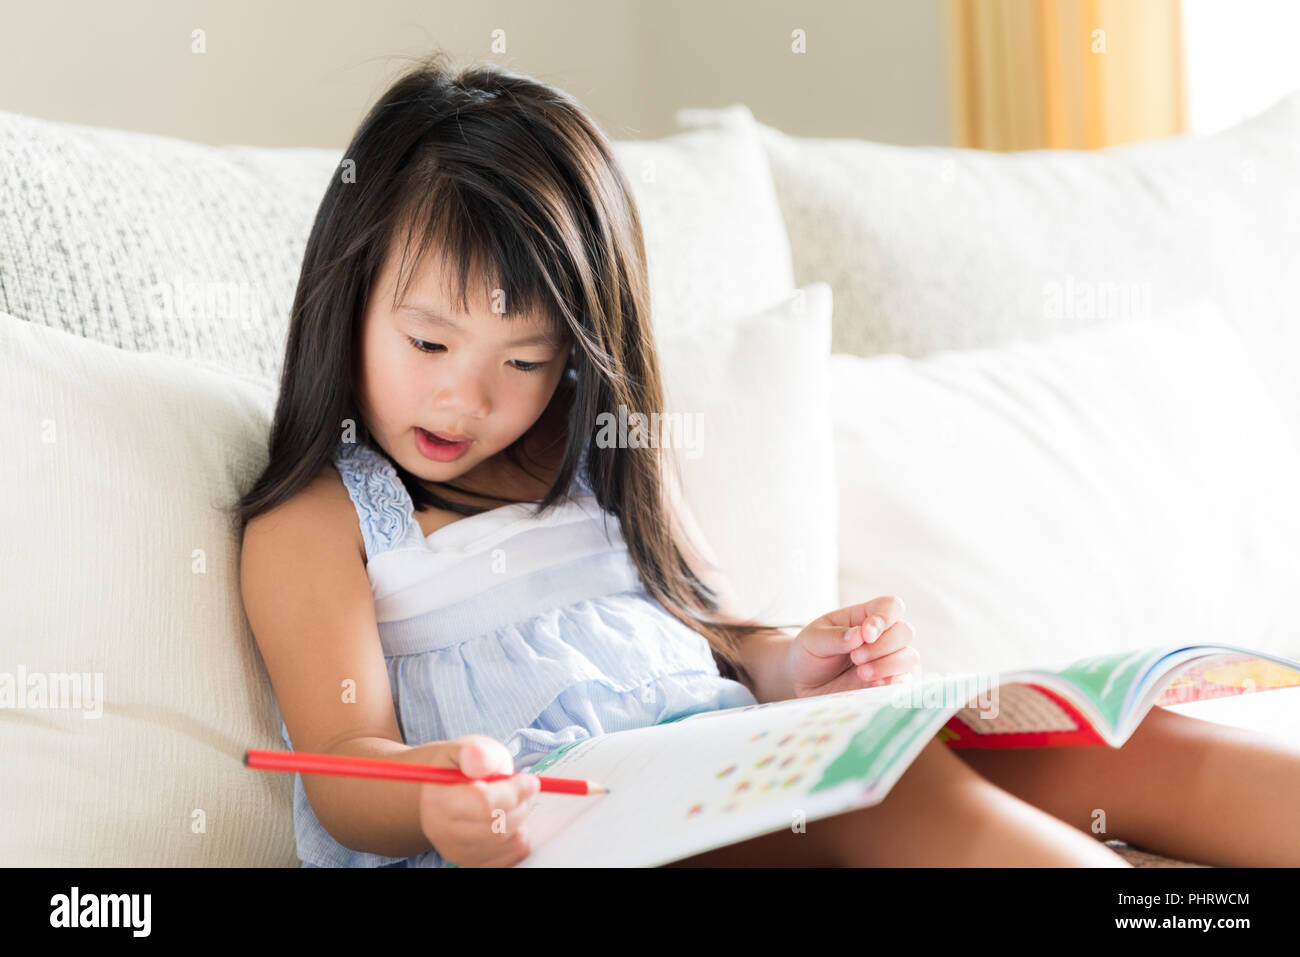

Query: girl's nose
[435,363,490,418]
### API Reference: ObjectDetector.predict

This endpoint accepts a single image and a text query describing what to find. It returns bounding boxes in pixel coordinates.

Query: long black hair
[236,51,781,688]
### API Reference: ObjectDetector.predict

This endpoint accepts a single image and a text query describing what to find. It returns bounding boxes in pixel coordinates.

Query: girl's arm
[240,469,444,858]
[661,458,796,704]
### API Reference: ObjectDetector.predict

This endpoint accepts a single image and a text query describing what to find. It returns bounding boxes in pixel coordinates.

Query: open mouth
[420,428,471,445]
[416,426,473,444]
[415,427,473,461]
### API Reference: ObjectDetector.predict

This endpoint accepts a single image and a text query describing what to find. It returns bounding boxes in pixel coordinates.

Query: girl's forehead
[375,225,568,335]
[382,239,484,301]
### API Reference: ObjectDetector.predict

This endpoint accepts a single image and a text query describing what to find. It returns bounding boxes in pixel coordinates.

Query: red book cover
[938,654,1300,750]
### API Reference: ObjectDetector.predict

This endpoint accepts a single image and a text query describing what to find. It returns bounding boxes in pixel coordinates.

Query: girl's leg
[950,704,1300,867]
[666,736,1131,866]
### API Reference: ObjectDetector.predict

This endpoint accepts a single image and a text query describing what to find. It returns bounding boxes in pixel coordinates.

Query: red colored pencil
[244,749,607,795]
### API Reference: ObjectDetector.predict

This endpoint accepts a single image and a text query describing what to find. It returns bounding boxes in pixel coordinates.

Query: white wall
[1182,0,1300,135]
[0,0,951,147]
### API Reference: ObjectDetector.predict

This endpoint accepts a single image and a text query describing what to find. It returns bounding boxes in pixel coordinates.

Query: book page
[514,683,956,867]
[507,645,1300,866]
[1126,648,1300,734]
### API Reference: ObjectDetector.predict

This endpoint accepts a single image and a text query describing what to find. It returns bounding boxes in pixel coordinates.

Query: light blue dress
[286,436,757,867]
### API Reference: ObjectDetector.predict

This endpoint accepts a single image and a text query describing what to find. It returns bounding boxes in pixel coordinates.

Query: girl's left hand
[786,596,919,698]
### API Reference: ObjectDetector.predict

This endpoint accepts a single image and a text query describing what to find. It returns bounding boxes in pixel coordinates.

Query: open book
[510,643,1300,867]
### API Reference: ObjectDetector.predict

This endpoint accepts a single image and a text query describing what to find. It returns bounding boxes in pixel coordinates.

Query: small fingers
[437,773,539,824]
[853,646,921,684]
[821,596,907,642]
[848,619,915,664]
[475,823,533,868]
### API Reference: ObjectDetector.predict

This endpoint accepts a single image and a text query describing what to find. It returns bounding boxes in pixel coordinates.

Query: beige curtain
[946,0,1185,150]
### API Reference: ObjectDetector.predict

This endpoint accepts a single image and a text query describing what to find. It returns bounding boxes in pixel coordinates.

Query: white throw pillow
[0,310,293,866]
[615,105,795,341]
[0,106,793,382]
[658,283,838,632]
[830,302,1300,678]
[677,96,1300,446]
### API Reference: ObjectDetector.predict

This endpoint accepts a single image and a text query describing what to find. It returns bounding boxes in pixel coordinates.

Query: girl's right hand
[417,735,541,867]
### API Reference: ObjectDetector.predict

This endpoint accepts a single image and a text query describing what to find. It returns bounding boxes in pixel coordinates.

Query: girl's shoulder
[245,460,366,564]
[315,460,371,564]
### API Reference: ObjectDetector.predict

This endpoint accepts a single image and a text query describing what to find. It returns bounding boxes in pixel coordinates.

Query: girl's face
[356,240,572,490]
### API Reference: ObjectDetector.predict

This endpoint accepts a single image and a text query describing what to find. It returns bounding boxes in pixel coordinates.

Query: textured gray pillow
[0,107,793,382]
[0,111,338,382]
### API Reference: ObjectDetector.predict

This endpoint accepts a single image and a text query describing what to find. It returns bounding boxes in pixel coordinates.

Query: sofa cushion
[659,282,838,631]
[830,302,1300,677]
[0,106,793,382]
[0,309,292,866]
[678,96,1300,445]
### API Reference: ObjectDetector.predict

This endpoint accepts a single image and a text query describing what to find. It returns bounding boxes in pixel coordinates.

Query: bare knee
[888,736,994,808]
[826,737,1000,866]
[960,781,1133,866]
[845,738,1131,866]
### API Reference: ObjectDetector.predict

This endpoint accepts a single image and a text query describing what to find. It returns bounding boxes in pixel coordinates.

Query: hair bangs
[386,168,571,345]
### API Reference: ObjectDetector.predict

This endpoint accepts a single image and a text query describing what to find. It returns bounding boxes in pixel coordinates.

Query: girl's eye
[408,337,544,373]
[407,337,443,354]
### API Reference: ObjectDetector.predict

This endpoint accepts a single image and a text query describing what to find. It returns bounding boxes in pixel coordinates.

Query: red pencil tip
[242,751,249,766]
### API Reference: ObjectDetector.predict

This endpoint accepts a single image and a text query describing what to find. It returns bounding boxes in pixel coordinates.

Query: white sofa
[4,93,1299,868]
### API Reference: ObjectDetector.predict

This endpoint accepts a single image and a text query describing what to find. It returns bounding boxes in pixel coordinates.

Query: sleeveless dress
[284,437,758,867]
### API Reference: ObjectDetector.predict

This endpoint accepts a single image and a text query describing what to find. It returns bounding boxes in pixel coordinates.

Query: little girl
[238,52,1300,868]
